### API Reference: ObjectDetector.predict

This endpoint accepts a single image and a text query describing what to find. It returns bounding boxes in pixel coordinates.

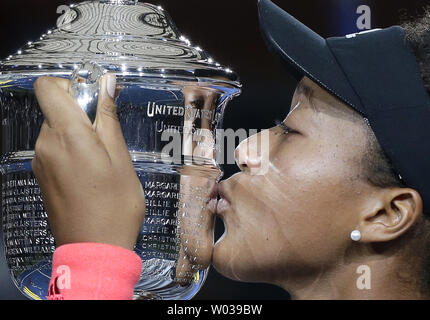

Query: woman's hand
[32,74,145,251]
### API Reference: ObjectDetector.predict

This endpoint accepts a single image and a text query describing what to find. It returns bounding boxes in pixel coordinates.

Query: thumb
[94,73,129,161]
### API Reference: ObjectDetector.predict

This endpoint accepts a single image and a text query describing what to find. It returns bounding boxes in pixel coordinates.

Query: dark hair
[361,122,404,189]
[403,8,430,98]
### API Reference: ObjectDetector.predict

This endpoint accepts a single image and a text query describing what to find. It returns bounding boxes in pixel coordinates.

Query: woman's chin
[212,233,285,284]
[211,234,248,282]
[212,235,236,280]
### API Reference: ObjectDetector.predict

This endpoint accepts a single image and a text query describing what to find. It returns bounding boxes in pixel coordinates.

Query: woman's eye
[274,119,295,135]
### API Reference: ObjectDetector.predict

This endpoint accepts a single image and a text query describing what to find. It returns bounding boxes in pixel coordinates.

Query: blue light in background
[330,0,373,36]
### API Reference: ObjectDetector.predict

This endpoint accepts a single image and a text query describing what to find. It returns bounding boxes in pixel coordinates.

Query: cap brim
[257,0,364,114]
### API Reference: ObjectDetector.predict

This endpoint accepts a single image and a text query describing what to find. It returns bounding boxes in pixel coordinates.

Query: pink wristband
[48,243,142,300]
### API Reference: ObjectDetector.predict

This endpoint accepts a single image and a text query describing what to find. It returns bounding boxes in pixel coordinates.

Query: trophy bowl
[0,0,240,300]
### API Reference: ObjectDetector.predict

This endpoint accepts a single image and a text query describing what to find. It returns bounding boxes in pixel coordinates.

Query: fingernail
[106,74,116,99]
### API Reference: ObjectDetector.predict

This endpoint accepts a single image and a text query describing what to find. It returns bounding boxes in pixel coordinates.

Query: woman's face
[212,77,378,287]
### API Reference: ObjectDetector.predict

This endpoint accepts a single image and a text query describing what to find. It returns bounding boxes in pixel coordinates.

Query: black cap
[258,0,430,210]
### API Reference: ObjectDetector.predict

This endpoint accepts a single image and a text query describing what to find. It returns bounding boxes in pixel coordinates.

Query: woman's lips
[207,183,218,213]
[215,183,231,215]
[207,198,218,213]
[207,182,231,214]
[216,198,231,214]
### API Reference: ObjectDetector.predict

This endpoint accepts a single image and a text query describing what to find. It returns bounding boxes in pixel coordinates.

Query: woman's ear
[358,188,423,243]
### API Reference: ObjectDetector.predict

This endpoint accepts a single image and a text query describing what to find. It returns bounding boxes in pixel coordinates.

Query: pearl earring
[351,230,361,242]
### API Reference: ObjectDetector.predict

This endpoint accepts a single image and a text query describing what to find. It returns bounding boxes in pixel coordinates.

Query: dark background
[0,0,429,300]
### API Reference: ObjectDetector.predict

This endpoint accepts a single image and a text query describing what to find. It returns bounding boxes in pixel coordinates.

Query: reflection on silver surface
[1,0,239,82]
[0,0,241,300]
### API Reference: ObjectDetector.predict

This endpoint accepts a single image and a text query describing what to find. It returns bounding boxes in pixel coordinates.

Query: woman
[33,0,430,299]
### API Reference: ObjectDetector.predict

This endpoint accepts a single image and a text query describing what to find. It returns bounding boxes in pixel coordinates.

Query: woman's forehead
[290,77,364,125]
[287,85,369,159]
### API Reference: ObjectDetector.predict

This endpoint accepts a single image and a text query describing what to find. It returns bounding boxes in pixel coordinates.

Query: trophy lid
[0,0,240,88]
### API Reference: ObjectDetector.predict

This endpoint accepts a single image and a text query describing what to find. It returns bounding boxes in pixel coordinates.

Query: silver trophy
[0,0,240,300]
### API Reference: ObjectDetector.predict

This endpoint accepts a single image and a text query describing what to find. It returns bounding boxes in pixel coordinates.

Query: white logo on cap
[346,28,382,39]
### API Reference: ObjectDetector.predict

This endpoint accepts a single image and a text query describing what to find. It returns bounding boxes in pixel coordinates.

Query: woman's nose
[235,134,264,173]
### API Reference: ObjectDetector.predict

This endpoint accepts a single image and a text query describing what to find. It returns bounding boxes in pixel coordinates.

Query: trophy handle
[70,61,106,123]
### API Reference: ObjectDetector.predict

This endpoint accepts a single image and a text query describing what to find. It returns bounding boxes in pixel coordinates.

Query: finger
[94,74,129,161]
[34,76,86,129]
[52,77,72,93]
[32,121,50,178]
